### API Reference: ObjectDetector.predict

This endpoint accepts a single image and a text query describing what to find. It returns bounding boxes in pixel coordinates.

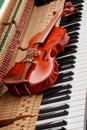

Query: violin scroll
[62,1,78,17]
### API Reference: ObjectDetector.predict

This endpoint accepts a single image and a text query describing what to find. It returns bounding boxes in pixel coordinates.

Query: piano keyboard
[35,0,87,130]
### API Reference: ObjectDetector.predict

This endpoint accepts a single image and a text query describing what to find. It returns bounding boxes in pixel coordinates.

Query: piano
[0,0,87,130]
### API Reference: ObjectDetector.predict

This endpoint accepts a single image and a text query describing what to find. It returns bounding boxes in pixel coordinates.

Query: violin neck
[36,9,63,44]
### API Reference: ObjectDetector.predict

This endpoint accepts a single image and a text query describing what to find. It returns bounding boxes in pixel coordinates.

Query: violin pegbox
[62,1,78,18]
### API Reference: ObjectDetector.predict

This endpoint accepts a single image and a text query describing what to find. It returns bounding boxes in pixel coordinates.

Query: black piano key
[40,127,66,130]
[57,45,77,57]
[56,127,66,130]
[71,31,80,37]
[44,84,72,94]
[69,35,79,42]
[38,110,68,120]
[58,49,77,57]
[58,71,74,77]
[41,95,70,105]
[55,71,74,84]
[39,104,69,114]
[57,55,76,64]
[57,76,73,83]
[44,84,72,98]
[65,23,80,33]
[59,60,75,66]
[45,127,66,130]
[43,89,71,99]
[68,38,78,45]
[60,127,66,130]
[36,120,67,130]
[60,12,82,26]
[65,0,84,5]
[75,4,84,10]
[59,64,75,71]
[68,31,79,44]
[61,12,82,22]
[69,32,79,38]
[61,17,81,27]
[65,44,78,50]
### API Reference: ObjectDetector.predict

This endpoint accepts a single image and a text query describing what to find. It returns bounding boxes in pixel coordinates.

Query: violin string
[44,0,64,28]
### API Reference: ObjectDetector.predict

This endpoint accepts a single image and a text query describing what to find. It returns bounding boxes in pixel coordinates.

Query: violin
[3,2,77,96]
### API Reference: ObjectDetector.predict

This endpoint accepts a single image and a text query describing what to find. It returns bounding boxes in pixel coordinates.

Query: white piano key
[65,121,85,130]
[40,97,86,111]
[69,104,85,112]
[36,111,85,126]
[66,116,84,124]
[67,128,84,130]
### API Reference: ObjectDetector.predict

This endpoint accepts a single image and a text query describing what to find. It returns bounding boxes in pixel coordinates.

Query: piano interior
[0,0,87,129]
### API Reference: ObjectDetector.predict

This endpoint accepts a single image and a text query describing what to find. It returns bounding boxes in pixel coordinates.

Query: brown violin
[3,9,70,96]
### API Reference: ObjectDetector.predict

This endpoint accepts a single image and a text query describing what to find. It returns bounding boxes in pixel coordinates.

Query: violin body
[3,26,69,95]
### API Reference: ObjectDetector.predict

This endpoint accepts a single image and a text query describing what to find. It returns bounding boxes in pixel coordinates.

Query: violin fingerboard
[44,0,65,28]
